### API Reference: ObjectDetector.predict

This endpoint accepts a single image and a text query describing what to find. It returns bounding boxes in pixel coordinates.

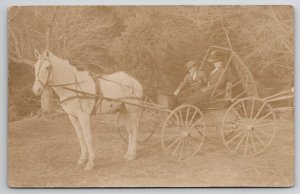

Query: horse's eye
[45,66,50,70]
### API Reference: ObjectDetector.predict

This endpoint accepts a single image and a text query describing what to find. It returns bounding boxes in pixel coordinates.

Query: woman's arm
[174,74,189,96]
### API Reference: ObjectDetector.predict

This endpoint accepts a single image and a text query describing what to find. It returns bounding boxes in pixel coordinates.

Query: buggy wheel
[221,97,276,157]
[116,96,161,143]
[161,104,206,161]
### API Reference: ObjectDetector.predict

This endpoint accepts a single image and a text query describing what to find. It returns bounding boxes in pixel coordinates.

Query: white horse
[32,49,143,170]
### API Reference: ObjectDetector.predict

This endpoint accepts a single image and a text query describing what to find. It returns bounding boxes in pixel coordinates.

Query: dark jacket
[176,69,207,92]
[206,66,237,91]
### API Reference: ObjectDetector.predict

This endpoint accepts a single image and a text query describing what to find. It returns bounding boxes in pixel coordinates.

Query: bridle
[34,57,53,89]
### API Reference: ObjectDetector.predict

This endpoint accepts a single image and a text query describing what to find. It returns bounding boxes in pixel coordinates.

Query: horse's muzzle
[32,82,43,96]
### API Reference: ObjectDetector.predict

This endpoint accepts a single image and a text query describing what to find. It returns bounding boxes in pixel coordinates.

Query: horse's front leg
[124,130,132,160]
[78,114,95,170]
[68,115,88,165]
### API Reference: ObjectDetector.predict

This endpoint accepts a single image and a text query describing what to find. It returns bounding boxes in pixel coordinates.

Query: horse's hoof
[84,161,94,171]
[77,154,88,165]
[77,157,87,165]
[127,154,136,161]
[124,152,129,160]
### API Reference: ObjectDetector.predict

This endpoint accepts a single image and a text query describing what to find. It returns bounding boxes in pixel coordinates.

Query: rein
[34,56,168,115]
[35,56,101,115]
[35,56,88,88]
[36,57,171,96]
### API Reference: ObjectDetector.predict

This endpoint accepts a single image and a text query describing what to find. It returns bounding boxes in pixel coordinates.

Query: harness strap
[60,95,94,104]
[91,77,101,115]
[74,76,84,113]
[58,78,102,115]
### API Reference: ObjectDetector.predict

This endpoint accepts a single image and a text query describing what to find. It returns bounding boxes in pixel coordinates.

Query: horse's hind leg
[124,110,139,160]
[118,111,130,159]
[123,112,133,160]
[78,114,95,170]
[68,115,88,165]
[130,112,139,159]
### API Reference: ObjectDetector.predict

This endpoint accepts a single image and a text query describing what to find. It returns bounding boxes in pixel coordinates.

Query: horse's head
[32,49,53,96]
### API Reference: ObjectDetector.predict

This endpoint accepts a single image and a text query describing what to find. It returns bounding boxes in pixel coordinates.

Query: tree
[8,6,121,120]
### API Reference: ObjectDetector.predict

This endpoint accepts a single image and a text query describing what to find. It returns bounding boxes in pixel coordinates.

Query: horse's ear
[34,48,40,59]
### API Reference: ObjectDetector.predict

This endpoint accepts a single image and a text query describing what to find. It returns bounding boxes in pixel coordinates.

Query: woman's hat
[207,50,223,63]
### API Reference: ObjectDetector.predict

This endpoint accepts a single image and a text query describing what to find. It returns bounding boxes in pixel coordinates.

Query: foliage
[109,6,293,98]
[8,6,294,120]
[9,62,40,121]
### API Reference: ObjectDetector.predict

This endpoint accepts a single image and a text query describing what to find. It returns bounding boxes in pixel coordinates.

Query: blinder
[35,57,53,89]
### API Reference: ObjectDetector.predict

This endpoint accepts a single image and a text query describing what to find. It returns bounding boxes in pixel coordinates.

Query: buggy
[116,45,294,161]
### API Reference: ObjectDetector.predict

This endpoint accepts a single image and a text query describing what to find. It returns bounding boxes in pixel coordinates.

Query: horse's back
[99,71,143,99]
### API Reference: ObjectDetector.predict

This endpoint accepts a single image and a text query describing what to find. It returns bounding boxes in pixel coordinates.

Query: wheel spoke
[252,131,265,146]
[243,132,249,155]
[167,132,182,139]
[172,113,180,125]
[186,136,201,156]
[166,136,182,150]
[179,138,185,160]
[231,109,243,121]
[178,111,184,127]
[226,130,245,144]
[249,99,255,120]
[224,122,238,128]
[169,115,179,126]
[249,132,257,153]
[185,107,190,127]
[241,100,248,118]
[172,138,183,156]
[194,126,205,137]
[223,127,245,133]
[187,109,198,127]
[252,103,265,122]
[185,137,197,155]
[189,117,204,130]
[254,122,275,128]
[255,128,273,137]
[234,132,247,152]
[254,111,273,125]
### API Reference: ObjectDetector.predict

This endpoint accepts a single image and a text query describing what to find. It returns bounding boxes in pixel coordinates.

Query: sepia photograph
[8,5,294,187]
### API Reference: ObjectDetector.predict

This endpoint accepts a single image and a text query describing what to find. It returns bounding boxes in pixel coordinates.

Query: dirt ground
[8,112,294,187]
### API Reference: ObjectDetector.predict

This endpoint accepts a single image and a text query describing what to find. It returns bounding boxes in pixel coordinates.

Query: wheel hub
[246,124,255,131]
[181,130,189,137]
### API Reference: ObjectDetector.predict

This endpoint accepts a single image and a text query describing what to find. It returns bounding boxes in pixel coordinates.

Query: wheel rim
[221,97,276,156]
[162,105,206,161]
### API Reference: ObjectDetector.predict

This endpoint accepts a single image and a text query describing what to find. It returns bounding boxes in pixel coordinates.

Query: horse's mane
[43,50,90,79]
